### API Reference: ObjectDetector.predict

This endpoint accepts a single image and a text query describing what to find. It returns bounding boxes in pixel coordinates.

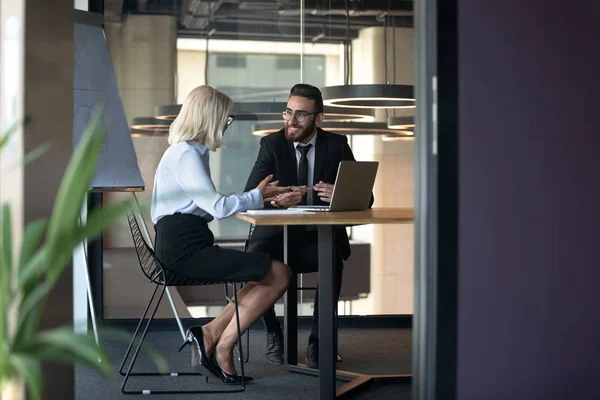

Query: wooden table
[235,208,414,399]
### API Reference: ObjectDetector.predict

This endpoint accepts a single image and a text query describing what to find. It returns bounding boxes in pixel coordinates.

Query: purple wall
[457,1,600,399]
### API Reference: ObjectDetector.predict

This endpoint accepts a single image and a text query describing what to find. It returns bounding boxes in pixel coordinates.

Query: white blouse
[151,141,263,224]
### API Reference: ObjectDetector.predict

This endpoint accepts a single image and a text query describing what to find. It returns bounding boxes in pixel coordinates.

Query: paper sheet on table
[240,210,316,215]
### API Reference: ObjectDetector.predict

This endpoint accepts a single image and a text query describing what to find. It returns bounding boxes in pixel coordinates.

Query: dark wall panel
[457,1,600,399]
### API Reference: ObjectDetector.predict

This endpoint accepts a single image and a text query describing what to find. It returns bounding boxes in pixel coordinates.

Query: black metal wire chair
[119,209,249,395]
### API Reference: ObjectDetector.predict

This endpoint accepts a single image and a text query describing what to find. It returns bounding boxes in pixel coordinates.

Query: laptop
[291,161,378,212]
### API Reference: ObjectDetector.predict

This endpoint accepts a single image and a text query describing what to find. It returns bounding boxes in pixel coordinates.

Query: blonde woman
[151,86,292,384]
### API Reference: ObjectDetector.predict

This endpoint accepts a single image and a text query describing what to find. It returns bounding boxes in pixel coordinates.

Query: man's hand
[313,181,334,203]
[290,185,308,195]
[257,175,291,201]
[272,191,303,208]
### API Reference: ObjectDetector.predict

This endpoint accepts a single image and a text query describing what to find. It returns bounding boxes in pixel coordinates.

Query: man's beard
[285,119,316,142]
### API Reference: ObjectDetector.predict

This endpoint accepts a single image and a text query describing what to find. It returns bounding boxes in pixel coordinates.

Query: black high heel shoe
[210,354,254,385]
[178,326,221,379]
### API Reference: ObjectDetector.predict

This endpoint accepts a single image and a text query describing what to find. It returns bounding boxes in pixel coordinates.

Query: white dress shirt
[293,131,318,205]
[151,141,263,224]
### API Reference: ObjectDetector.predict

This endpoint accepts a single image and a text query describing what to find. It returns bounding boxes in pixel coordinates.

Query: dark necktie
[297,144,312,204]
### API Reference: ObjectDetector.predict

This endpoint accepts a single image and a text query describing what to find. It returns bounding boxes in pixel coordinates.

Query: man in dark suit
[244,83,372,368]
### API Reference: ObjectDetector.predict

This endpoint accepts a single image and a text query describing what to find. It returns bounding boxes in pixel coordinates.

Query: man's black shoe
[305,342,319,369]
[305,342,342,369]
[265,331,284,365]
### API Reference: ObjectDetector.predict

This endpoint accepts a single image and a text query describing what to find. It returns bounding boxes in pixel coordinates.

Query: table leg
[284,225,298,366]
[281,221,411,398]
[318,225,336,399]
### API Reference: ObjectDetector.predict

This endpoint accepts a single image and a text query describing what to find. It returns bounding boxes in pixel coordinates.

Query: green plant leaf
[13,279,55,347]
[9,354,41,400]
[0,348,16,388]
[44,107,106,283]
[22,143,51,166]
[17,245,48,289]
[11,218,49,344]
[15,200,137,343]
[10,309,37,351]
[16,201,133,342]
[96,327,169,375]
[0,120,21,151]
[79,201,134,244]
[1,204,13,279]
[14,248,49,343]
[48,201,133,277]
[14,109,107,342]
[3,143,52,174]
[0,131,12,151]
[18,218,48,272]
[0,205,13,348]
[26,328,112,377]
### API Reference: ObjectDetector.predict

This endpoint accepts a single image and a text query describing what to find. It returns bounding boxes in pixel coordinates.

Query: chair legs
[120,283,247,395]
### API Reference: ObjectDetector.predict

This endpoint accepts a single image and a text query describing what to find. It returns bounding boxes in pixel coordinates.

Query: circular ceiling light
[252,121,414,137]
[323,106,375,122]
[131,117,171,131]
[154,105,181,121]
[230,102,284,121]
[155,103,376,122]
[131,128,169,138]
[321,84,416,109]
[387,116,416,130]
[382,134,415,142]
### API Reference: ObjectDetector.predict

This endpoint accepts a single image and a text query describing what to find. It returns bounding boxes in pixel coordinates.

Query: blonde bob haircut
[168,85,233,151]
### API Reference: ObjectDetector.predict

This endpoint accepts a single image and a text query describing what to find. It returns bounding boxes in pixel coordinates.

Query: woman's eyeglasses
[282,110,319,122]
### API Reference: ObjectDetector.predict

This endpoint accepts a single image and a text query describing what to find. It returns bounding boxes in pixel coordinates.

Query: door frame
[413,0,459,398]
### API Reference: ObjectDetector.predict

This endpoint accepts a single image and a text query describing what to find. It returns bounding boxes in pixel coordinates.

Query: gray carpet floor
[76,327,412,399]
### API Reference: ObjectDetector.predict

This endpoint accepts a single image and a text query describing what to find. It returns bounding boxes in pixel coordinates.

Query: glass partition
[102,0,414,319]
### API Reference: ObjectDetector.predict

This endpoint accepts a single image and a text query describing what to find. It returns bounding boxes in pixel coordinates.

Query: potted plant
[0,114,149,400]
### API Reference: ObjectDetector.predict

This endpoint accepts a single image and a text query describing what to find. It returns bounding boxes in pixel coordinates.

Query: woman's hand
[290,186,308,195]
[257,175,291,201]
[272,191,304,208]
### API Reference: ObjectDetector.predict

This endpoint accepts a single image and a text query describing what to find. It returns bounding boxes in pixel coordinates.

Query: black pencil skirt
[154,213,272,283]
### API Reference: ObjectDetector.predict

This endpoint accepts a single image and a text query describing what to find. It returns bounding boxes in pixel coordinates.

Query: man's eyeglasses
[226,115,235,127]
[282,110,319,122]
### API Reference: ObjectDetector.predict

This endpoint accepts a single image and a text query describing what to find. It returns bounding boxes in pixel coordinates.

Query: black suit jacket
[244,127,373,260]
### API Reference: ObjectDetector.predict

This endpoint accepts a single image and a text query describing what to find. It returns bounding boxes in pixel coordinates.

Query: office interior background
[99,0,416,321]
[2,0,600,399]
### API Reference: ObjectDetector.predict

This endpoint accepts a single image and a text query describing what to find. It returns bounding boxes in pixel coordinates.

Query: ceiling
[106,0,413,43]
